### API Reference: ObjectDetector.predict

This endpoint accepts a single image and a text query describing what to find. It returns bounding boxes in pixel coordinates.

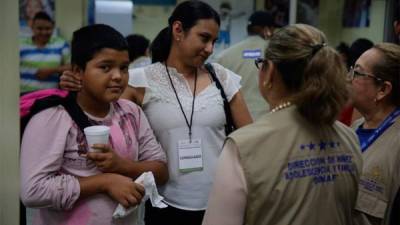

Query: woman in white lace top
[60,1,252,224]
[121,1,252,224]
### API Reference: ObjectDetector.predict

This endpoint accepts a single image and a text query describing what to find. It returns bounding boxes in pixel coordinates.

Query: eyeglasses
[348,66,383,82]
[255,58,267,70]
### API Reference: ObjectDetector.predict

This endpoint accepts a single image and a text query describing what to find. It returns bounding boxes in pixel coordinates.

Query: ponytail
[266,24,348,126]
[293,46,348,125]
[150,27,172,63]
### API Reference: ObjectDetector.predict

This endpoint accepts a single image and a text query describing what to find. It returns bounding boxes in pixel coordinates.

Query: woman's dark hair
[349,38,374,67]
[71,24,128,70]
[370,43,400,107]
[150,0,220,63]
[126,34,150,62]
[265,24,348,125]
[336,42,350,69]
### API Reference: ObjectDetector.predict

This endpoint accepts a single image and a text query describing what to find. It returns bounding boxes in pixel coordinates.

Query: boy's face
[78,48,129,104]
[32,19,54,44]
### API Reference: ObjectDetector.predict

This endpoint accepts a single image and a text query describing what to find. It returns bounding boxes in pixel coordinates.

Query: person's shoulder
[334,120,357,137]
[215,36,266,62]
[28,105,72,127]
[216,37,254,57]
[47,36,69,47]
[116,99,141,112]
[130,62,160,74]
[20,37,34,49]
[20,36,32,44]
[210,62,240,78]
[208,63,230,78]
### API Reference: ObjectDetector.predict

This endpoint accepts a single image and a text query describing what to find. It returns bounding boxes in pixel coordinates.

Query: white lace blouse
[128,62,241,210]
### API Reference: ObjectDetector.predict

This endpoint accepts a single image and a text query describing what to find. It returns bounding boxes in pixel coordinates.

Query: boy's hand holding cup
[84,125,110,152]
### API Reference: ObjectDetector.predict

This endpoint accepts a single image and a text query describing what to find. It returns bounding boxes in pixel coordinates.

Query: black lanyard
[165,63,197,142]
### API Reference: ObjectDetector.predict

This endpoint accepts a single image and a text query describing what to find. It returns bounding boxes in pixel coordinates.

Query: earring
[263,81,272,89]
[263,80,267,87]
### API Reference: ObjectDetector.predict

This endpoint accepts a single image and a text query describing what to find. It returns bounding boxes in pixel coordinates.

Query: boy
[20,24,168,225]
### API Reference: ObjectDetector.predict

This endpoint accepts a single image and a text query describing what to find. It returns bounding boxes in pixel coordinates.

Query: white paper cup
[84,125,110,152]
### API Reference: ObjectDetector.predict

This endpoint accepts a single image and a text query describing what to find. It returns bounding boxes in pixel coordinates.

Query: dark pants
[145,201,205,225]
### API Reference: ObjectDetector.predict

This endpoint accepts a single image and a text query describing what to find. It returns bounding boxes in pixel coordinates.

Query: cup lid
[84,125,110,135]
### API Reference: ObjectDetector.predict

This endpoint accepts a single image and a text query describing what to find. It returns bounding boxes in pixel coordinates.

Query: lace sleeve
[211,63,242,102]
[128,67,149,88]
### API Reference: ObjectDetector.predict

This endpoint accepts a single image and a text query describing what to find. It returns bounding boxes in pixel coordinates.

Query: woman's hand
[59,70,82,91]
[103,173,145,208]
[86,144,126,173]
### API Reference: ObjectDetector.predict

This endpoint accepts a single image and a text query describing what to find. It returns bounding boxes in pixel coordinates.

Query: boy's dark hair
[220,2,232,10]
[33,11,53,24]
[71,24,129,70]
[126,34,150,62]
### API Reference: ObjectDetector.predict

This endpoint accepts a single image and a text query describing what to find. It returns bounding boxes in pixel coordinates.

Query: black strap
[205,63,236,135]
[165,63,197,141]
[61,92,92,131]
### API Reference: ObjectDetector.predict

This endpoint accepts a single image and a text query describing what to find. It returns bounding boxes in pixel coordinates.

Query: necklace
[270,102,292,113]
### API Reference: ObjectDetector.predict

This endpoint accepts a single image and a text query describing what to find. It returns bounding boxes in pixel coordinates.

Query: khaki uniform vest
[230,106,363,225]
[353,117,400,225]
[215,35,268,120]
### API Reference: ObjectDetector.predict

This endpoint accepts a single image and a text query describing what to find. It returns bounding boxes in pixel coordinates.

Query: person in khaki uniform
[349,43,400,225]
[202,24,363,225]
[214,11,278,120]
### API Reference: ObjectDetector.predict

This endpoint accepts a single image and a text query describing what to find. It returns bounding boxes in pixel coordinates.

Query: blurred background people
[394,11,400,44]
[348,38,374,71]
[336,42,351,70]
[216,1,245,49]
[336,42,353,126]
[126,34,151,69]
[215,11,278,120]
[349,43,400,225]
[20,11,70,93]
[203,24,362,225]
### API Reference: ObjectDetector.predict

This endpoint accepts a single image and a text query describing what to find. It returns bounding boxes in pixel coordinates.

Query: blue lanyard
[359,107,400,152]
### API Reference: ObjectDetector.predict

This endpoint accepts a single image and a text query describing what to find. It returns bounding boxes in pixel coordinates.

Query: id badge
[178,139,203,173]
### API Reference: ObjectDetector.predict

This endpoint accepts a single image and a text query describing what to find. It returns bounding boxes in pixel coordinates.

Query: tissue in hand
[112,172,167,220]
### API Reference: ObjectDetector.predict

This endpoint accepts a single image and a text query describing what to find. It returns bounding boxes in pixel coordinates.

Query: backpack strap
[204,63,236,135]
[61,92,91,131]
[20,91,91,137]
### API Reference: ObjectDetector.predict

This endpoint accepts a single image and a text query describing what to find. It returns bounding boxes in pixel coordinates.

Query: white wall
[0,0,20,224]
[56,0,85,41]
[133,5,174,41]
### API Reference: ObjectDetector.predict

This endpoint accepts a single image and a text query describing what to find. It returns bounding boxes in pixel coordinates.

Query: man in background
[215,11,278,120]
[20,11,70,93]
